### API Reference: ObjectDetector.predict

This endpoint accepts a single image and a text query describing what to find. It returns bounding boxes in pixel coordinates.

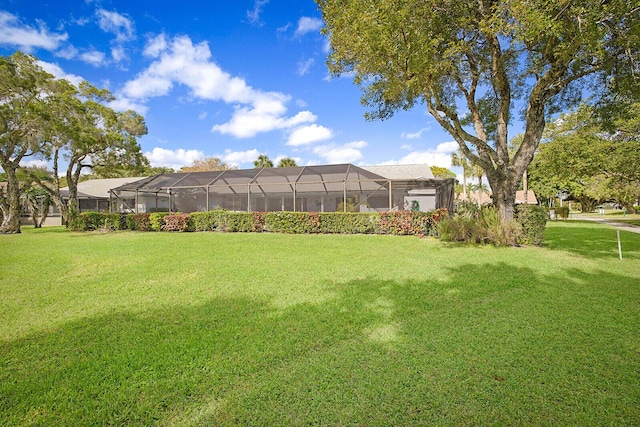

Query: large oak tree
[0,52,59,233]
[25,81,148,226]
[317,0,640,220]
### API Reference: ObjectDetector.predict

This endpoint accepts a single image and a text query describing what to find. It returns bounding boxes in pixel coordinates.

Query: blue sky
[1,0,460,171]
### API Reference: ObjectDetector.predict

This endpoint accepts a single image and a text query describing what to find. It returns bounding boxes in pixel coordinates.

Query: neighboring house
[111,164,454,214]
[457,189,538,206]
[60,177,148,213]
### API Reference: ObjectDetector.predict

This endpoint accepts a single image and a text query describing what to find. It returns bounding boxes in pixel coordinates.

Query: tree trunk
[0,171,22,234]
[487,171,519,222]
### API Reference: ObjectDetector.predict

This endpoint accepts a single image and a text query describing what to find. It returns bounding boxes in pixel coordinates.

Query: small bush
[126,214,152,231]
[515,205,548,246]
[437,217,480,242]
[554,206,570,220]
[222,212,255,232]
[162,213,192,232]
[149,212,170,232]
[438,207,523,246]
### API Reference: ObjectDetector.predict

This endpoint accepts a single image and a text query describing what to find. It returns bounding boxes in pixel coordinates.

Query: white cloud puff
[36,61,84,86]
[384,141,458,168]
[221,149,261,166]
[122,35,317,138]
[295,17,323,37]
[0,11,68,51]
[80,49,106,66]
[313,141,367,164]
[286,124,333,146]
[96,9,135,42]
[144,147,204,170]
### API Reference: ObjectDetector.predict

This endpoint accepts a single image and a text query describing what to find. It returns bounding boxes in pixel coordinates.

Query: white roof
[361,164,435,180]
[62,177,147,198]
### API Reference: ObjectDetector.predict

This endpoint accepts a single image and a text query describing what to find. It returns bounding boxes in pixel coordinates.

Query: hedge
[69,209,449,237]
[515,204,548,246]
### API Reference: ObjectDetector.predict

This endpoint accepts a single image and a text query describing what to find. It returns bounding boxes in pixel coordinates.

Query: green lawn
[1,222,639,426]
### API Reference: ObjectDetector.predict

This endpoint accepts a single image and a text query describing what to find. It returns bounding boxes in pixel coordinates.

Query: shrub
[554,206,570,220]
[318,212,376,234]
[515,204,548,246]
[264,212,320,233]
[190,210,224,231]
[162,213,192,232]
[149,212,170,232]
[126,214,152,231]
[222,212,255,232]
[437,216,480,242]
[438,207,522,246]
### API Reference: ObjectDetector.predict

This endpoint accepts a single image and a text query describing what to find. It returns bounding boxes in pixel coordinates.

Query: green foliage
[554,206,570,220]
[438,207,524,246]
[69,209,447,237]
[264,212,321,234]
[277,157,298,168]
[317,0,640,221]
[318,212,376,234]
[190,210,255,232]
[253,154,273,169]
[430,166,456,178]
[222,212,256,232]
[149,212,169,232]
[68,212,125,231]
[515,205,549,246]
[436,216,481,243]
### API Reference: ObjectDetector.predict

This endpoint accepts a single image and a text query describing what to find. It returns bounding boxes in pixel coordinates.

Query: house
[110,164,454,214]
[457,189,538,206]
[61,177,148,213]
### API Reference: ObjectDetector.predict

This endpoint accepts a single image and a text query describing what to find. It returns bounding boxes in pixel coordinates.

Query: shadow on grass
[544,221,640,260]
[1,262,639,426]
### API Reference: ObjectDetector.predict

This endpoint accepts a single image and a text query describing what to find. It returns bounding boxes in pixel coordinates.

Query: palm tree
[469,162,485,207]
[277,157,298,168]
[253,154,273,169]
[451,151,472,203]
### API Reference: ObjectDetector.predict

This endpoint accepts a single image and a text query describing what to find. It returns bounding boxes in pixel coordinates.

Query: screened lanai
[109,164,454,214]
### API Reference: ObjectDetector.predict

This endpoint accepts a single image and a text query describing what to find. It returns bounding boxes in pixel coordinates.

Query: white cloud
[286,124,333,146]
[55,45,78,60]
[144,147,204,169]
[111,45,127,63]
[401,127,431,139]
[198,112,208,120]
[80,49,106,66]
[385,141,458,168]
[143,33,167,58]
[221,148,261,166]
[297,57,315,76]
[313,141,367,164]
[20,159,49,169]
[36,61,84,86]
[108,96,148,115]
[122,35,318,138]
[295,17,323,37]
[0,11,68,51]
[96,9,135,42]
[246,0,269,26]
[211,95,316,138]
